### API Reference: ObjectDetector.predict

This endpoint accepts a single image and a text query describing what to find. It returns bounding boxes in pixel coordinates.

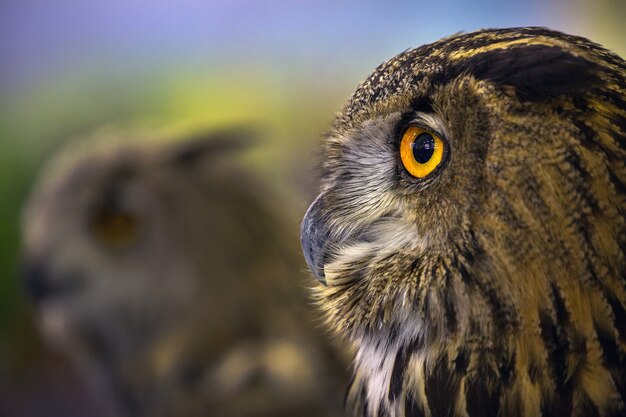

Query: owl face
[303,94,484,279]
[21,133,267,358]
[23,143,194,353]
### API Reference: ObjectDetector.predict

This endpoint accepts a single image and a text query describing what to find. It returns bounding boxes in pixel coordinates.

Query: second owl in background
[22,126,347,417]
[302,28,625,417]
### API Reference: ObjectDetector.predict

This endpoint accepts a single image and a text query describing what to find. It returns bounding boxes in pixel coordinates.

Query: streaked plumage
[301,27,626,417]
[22,127,347,417]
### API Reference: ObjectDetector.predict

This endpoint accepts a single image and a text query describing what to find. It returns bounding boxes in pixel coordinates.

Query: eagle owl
[301,27,626,417]
[22,127,347,417]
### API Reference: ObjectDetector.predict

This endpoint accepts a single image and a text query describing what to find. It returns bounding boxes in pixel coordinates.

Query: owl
[301,27,626,417]
[22,126,347,417]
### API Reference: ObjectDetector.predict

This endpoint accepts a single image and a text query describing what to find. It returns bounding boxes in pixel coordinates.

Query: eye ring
[399,125,445,178]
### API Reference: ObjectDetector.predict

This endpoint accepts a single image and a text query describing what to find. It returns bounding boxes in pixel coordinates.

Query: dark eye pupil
[412,133,435,163]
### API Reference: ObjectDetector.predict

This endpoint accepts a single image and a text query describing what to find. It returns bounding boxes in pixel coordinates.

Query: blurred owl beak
[21,258,84,301]
[22,259,52,302]
[301,194,331,285]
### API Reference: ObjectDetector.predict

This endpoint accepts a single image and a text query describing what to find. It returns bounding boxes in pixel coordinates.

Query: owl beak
[21,257,84,302]
[22,258,53,302]
[300,194,330,285]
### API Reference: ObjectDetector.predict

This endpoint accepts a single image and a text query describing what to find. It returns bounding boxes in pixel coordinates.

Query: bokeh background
[1,0,625,415]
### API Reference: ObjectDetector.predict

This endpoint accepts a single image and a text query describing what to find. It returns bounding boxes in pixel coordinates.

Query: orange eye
[399,126,445,178]
[91,208,140,249]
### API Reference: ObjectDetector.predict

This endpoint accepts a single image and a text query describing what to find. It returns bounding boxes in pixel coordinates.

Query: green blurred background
[0,0,624,412]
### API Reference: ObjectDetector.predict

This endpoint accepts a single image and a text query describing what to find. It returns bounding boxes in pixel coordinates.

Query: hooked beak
[300,194,331,285]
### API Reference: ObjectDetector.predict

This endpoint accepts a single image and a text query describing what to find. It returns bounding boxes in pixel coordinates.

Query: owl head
[22,128,267,352]
[301,27,625,416]
[21,127,340,417]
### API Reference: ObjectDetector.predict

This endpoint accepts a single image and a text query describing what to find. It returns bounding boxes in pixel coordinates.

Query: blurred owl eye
[399,125,445,178]
[90,207,140,249]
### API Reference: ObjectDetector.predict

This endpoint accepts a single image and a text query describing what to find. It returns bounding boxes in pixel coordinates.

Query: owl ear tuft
[453,45,605,102]
[165,126,261,166]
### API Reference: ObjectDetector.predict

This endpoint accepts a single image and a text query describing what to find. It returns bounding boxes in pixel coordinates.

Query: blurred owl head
[23,127,265,351]
[22,126,345,417]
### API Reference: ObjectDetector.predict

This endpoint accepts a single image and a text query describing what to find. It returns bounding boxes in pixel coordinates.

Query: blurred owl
[301,28,625,417]
[22,126,347,417]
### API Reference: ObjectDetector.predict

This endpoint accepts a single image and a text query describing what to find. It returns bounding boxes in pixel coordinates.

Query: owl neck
[346,274,626,417]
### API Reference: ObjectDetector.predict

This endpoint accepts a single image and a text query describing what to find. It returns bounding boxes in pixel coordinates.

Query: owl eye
[90,207,140,249]
[399,125,445,178]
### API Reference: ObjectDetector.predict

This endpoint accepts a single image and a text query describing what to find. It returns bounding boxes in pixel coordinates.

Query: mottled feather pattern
[303,27,626,417]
